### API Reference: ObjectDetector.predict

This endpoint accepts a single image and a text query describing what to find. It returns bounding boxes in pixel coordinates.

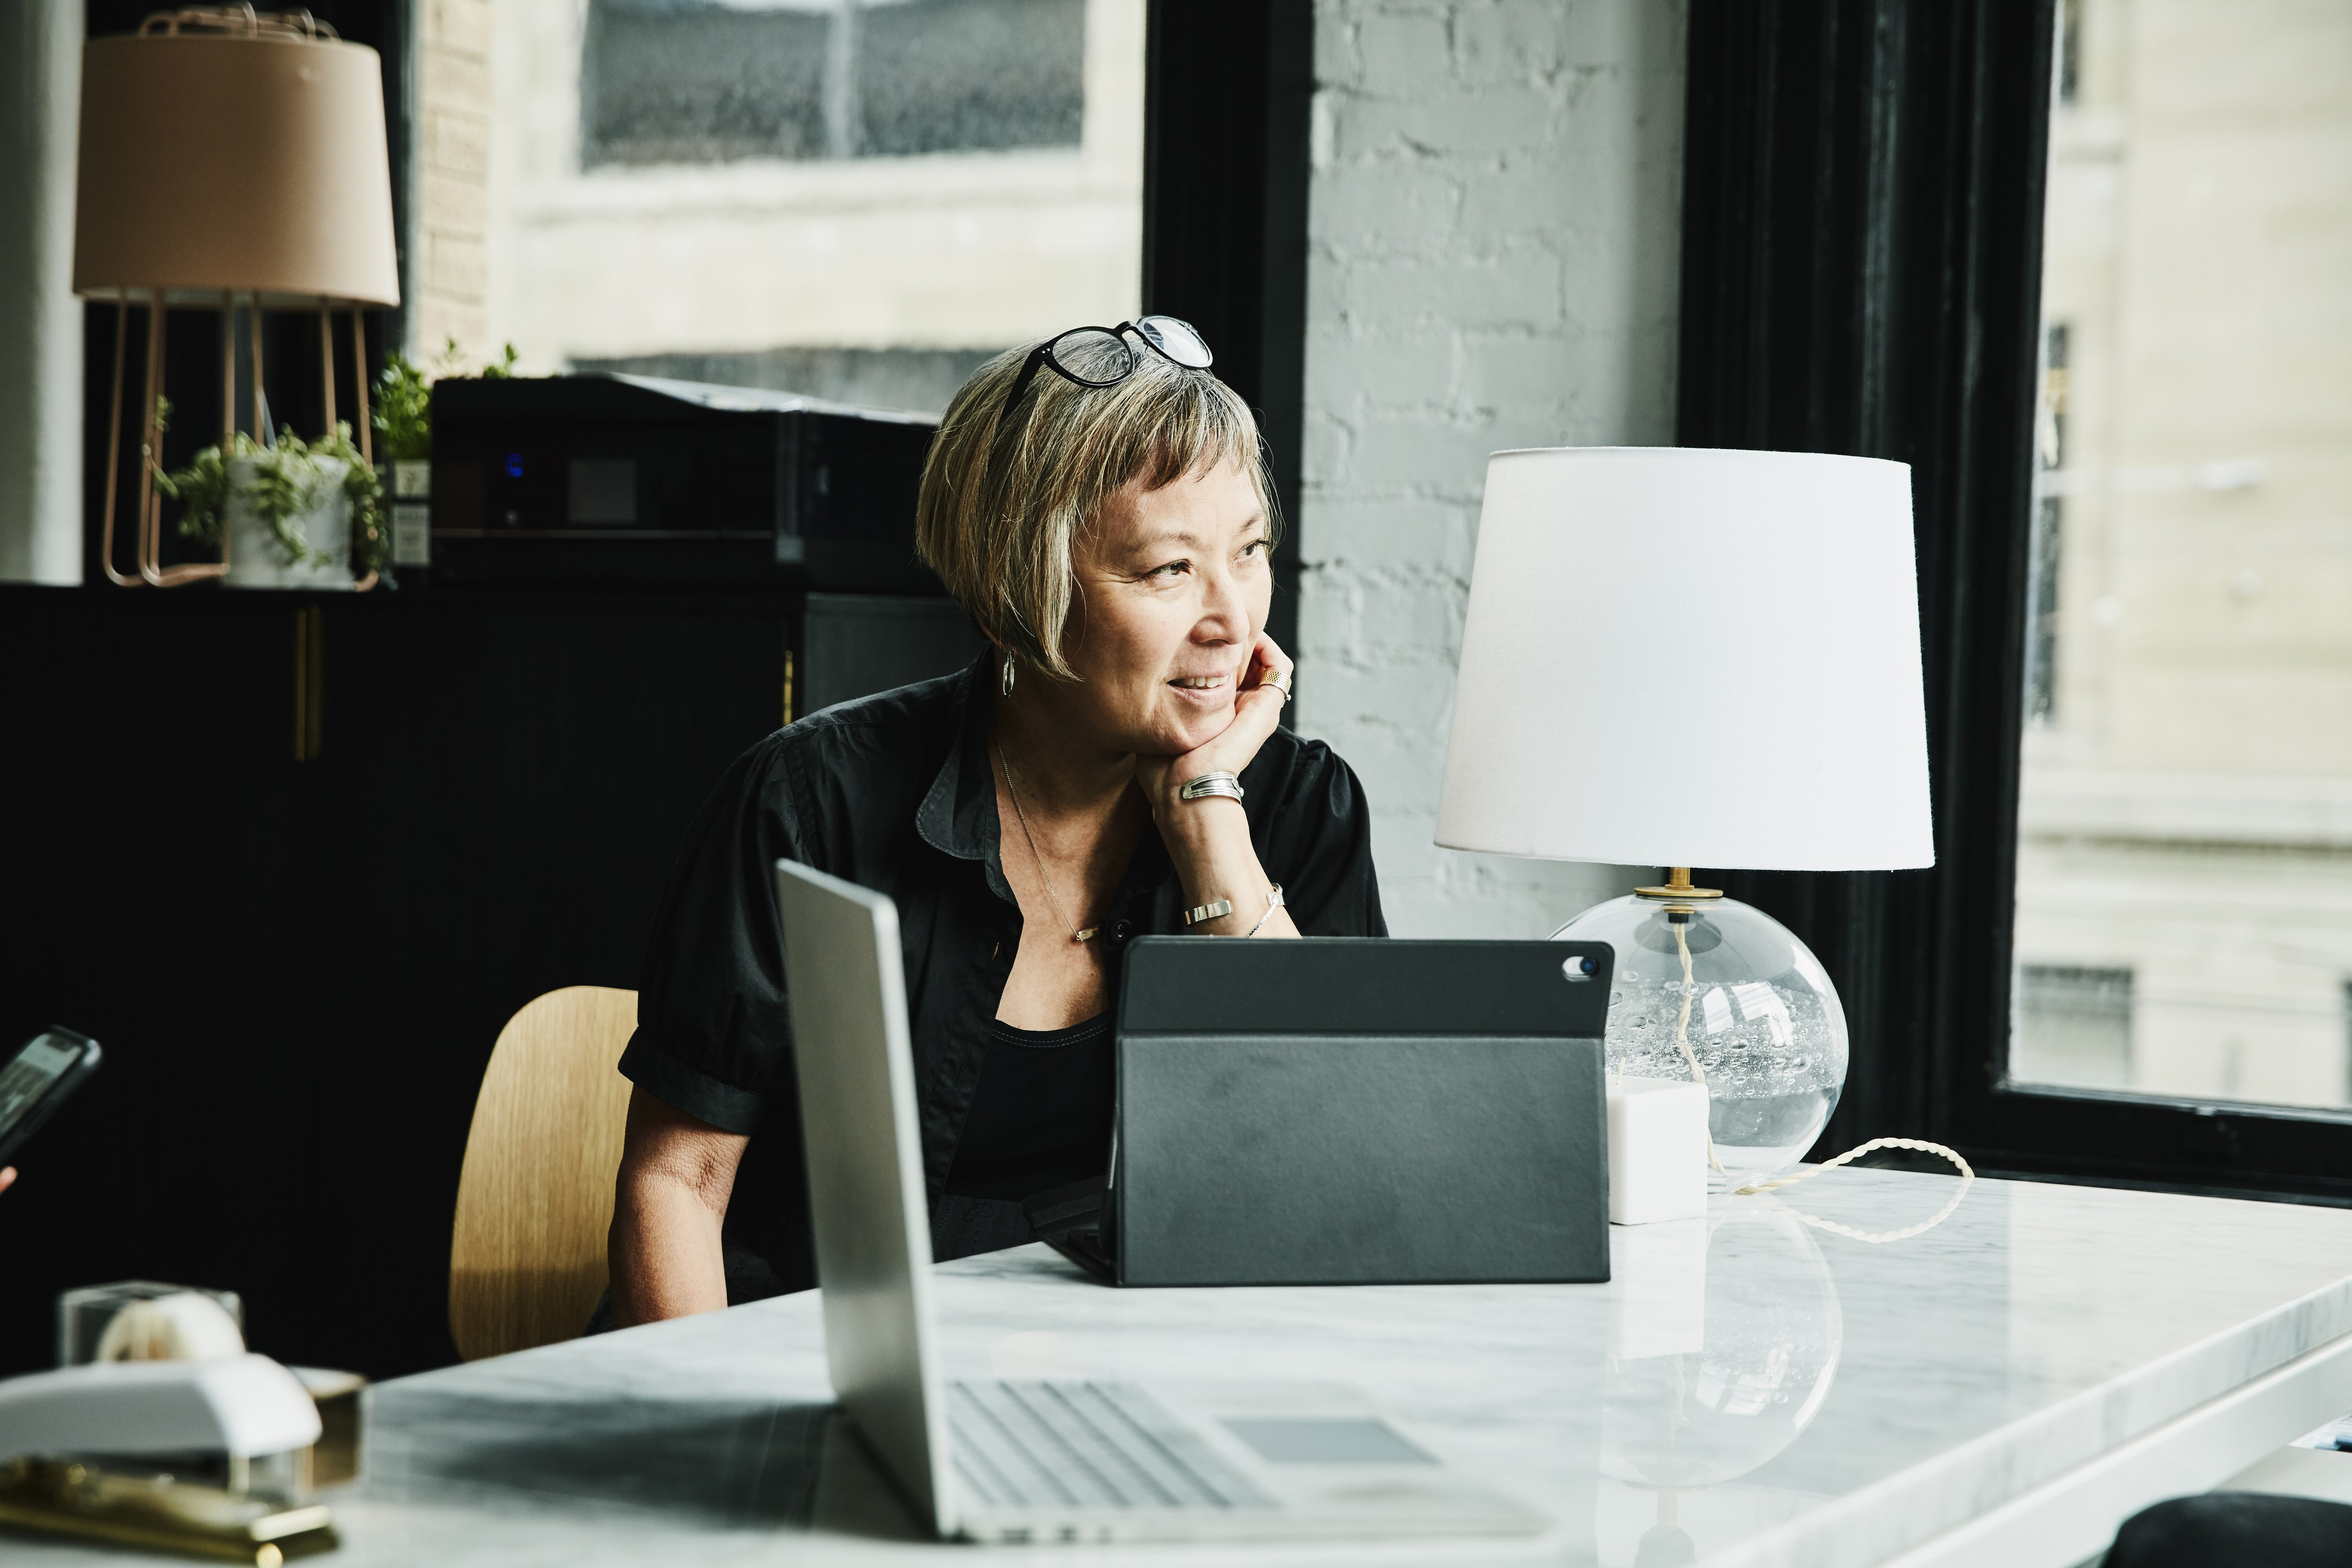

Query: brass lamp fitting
[1634,867,1725,903]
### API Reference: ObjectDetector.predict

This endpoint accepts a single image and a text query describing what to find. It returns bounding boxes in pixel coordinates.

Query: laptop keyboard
[948,1381,1275,1511]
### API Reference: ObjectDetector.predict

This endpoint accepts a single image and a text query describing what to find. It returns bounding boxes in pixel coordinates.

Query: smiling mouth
[1169,674,1229,691]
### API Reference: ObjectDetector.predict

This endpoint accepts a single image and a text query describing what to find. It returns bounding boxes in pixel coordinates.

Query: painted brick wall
[1295,0,1687,937]
[415,0,492,356]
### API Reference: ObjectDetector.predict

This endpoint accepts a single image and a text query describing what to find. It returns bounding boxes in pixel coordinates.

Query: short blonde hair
[915,334,1280,681]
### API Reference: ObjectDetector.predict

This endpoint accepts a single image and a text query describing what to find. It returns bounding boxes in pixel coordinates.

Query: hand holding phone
[0,1028,102,1174]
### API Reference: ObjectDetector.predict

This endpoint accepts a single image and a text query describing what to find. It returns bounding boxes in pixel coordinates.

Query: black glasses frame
[997,316,1215,431]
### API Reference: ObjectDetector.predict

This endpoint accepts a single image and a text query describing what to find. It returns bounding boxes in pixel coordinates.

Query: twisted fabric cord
[1668,919,1732,1180]
[1736,1137,1975,1244]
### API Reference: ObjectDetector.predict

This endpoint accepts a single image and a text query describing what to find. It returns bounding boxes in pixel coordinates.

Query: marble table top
[17,1170,2352,1566]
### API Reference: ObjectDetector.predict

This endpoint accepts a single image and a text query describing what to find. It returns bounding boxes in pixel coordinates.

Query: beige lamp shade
[1434,447,1935,872]
[74,29,399,305]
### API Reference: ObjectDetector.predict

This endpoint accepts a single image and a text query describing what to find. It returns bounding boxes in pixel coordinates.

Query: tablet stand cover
[1107,938,1613,1287]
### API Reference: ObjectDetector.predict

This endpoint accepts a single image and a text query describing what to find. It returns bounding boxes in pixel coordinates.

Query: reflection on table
[1600,1207,1844,1565]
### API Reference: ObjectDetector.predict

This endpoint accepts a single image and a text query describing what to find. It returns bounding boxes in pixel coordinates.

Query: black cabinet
[0,584,971,1378]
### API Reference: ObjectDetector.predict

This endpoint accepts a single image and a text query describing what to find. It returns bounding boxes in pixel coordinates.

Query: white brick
[1340,412,1506,494]
[1453,331,1581,413]
[1299,0,1686,933]
[1304,329,1458,412]
[1453,2,1570,83]
[1347,250,1562,330]
[1299,409,1358,489]
[1310,162,1465,249]
[1314,17,1364,88]
[1303,497,1477,574]
[1458,156,1600,235]
[1357,12,1455,94]
[1340,86,1556,158]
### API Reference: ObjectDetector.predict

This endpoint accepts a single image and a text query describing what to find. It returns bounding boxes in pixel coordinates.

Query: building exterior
[421,0,1144,415]
[2013,0,2352,1107]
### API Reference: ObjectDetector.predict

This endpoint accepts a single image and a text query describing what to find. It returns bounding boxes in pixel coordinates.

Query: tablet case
[1047,938,1613,1287]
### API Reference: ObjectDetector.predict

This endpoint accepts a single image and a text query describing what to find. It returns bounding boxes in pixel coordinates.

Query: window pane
[859,0,1087,158]
[584,3,830,167]
[2011,1,2352,1110]
[583,0,1087,168]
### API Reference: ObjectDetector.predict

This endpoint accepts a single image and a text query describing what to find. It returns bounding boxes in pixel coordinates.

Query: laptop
[774,858,1550,1545]
[1030,935,1615,1287]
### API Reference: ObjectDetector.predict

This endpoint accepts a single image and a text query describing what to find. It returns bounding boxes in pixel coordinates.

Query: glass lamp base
[1554,892,1849,1192]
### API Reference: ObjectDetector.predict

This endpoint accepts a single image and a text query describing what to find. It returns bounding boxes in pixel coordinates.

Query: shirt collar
[916,649,1000,864]
[914,648,1178,920]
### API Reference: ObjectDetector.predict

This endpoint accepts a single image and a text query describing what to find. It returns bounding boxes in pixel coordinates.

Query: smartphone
[0,1027,102,1168]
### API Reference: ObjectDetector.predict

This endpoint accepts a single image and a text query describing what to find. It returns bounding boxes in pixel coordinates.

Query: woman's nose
[1196,560,1249,641]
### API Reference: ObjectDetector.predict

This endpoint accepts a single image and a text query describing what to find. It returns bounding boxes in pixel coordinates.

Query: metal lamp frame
[99,288,378,591]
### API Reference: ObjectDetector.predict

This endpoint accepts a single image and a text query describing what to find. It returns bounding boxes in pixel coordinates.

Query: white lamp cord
[1667,918,1975,1243]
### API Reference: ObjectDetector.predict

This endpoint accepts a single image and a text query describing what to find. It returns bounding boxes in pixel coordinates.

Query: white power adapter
[1606,1076,1711,1226]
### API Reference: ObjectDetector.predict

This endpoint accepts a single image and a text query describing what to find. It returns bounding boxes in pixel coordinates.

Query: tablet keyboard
[948,1381,1274,1510]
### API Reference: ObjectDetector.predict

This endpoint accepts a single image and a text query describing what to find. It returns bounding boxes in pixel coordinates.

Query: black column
[1675,0,2056,1154]
[1141,0,1313,668]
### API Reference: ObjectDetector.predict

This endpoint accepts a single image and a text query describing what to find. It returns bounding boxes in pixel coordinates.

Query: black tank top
[942,1013,1114,1202]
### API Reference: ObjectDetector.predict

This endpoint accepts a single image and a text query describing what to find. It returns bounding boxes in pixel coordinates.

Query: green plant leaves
[160,423,387,575]
[372,338,521,462]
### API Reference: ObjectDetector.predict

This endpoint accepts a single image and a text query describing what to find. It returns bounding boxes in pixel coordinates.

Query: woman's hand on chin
[1136,631,1294,821]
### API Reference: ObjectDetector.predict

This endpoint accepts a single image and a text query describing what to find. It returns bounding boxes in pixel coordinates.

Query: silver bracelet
[1178,771,1245,803]
[1183,897,1234,926]
[1242,883,1286,938]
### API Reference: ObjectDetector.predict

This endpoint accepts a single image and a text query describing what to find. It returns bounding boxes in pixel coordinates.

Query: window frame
[1675,0,2352,1203]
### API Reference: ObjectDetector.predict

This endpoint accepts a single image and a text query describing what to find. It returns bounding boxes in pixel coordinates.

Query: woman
[607,318,1385,1324]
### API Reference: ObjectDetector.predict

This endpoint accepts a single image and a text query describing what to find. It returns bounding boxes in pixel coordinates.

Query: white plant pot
[221,455,357,591]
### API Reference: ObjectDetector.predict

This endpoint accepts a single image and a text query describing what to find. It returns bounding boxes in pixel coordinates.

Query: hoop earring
[999,651,1017,697]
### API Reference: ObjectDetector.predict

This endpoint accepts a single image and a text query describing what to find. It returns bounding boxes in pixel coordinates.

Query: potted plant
[160,419,387,590]
[374,340,518,568]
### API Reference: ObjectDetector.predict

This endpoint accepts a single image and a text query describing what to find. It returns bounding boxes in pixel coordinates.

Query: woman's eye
[1239,538,1265,560]
[1147,560,1188,581]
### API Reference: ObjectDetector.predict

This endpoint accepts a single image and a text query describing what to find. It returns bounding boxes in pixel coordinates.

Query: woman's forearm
[1156,799,1300,939]
[609,1167,729,1326]
[608,1087,746,1327]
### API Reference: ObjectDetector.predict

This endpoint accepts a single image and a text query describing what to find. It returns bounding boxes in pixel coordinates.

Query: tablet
[1077,938,1615,1287]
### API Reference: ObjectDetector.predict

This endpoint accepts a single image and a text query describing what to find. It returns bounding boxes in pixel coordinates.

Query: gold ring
[1261,668,1294,703]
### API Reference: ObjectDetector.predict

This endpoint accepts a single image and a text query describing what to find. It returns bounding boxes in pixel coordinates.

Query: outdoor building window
[2013,964,2132,1091]
[2008,0,2352,1115]
[582,0,1087,168]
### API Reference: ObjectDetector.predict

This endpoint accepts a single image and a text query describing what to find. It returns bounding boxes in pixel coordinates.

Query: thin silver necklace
[993,735,1098,944]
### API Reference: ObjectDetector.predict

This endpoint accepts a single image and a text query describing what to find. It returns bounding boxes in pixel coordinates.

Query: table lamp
[74,7,401,588]
[1435,447,1934,1190]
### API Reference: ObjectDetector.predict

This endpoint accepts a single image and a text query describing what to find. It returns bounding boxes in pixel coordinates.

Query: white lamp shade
[1435,447,1934,872]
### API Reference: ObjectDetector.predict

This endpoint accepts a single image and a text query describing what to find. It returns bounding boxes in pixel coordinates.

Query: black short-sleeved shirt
[619,650,1387,1302]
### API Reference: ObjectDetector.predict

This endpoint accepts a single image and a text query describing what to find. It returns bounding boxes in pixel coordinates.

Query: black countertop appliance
[428,372,942,592]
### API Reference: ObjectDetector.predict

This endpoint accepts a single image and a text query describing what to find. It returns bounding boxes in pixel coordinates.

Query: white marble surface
[13,1171,2352,1567]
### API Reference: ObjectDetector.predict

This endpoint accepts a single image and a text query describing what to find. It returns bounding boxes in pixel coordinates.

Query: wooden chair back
[449,985,638,1361]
